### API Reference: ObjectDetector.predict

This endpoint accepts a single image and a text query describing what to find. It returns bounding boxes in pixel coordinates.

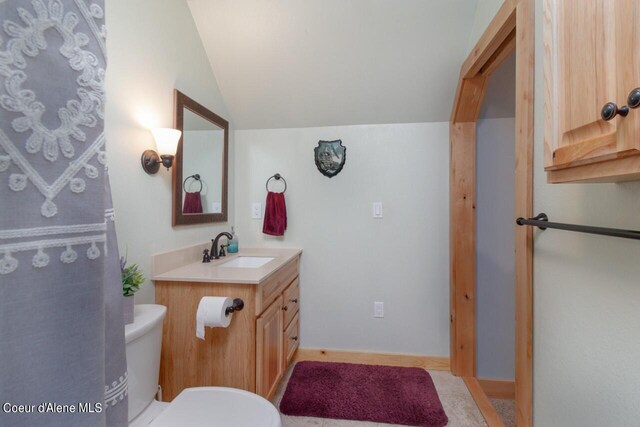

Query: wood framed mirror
[172,89,229,226]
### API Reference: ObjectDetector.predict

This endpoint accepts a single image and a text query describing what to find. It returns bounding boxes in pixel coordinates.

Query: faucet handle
[219,244,227,257]
[202,249,211,263]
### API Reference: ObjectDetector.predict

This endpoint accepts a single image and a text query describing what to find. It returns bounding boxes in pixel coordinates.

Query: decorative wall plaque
[314,140,346,178]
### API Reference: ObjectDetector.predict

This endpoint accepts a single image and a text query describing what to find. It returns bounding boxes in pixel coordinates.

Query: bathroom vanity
[152,246,302,401]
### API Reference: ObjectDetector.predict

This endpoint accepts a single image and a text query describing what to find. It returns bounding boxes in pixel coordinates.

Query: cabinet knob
[601,102,629,121]
[282,305,288,311]
[289,298,298,304]
[628,88,640,109]
[290,336,298,341]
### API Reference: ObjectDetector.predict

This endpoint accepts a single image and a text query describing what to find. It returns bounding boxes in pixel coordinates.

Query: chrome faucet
[210,232,233,260]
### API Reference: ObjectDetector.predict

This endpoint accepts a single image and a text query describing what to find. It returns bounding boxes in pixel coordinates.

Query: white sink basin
[220,257,275,268]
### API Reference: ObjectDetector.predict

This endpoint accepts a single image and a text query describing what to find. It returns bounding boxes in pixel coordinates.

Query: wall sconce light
[140,128,182,174]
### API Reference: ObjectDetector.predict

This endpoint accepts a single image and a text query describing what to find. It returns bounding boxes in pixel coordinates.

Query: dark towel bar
[516,213,640,241]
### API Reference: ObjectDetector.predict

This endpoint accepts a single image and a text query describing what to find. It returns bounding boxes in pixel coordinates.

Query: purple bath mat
[279,361,448,426]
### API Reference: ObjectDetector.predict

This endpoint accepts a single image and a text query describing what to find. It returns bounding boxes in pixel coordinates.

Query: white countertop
[151,247,302,284]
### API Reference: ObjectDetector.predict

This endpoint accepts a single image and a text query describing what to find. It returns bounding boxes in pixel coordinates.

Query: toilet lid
[149,387,282,427]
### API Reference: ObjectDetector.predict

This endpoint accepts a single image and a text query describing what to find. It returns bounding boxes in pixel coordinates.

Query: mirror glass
[173,90,228,226]
[181,109,224,214]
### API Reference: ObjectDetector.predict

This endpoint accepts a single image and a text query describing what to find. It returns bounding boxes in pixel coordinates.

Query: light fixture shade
[151,128,181,155]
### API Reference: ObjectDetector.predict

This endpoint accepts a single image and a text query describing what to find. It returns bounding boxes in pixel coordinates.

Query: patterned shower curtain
[0,1,128,426]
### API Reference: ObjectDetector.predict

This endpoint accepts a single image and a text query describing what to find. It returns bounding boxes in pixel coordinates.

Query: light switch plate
[374,301,384,318]
[251,203,262,219]
[372,202,383,218]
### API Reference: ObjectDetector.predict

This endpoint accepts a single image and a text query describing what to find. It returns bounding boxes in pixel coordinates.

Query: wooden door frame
[449,0,534,426]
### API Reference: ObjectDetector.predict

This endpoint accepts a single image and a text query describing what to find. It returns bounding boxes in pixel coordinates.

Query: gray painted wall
[105,0,234,304]
[476,117,515,380]
[235,123,450,356]
[532,2,640,424]
[476,54,516,380]
[470,4,640,423]
[479,52,516,119]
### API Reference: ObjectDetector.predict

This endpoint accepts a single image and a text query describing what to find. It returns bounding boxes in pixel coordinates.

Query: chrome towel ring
[183,174,203,193]
[265,173,287,193]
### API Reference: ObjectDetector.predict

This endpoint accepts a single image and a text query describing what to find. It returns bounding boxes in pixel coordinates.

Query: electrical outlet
[374,302,384,318]
[251,203,262,219]
[372,202,383,218]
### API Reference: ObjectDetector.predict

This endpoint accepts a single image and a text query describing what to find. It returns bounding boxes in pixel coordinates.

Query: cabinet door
[545,0,640,171]
[613,0,640,155]
[256,296,284,399]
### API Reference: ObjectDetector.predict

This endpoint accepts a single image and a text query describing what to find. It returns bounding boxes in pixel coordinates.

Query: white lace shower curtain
[0,1,128,426]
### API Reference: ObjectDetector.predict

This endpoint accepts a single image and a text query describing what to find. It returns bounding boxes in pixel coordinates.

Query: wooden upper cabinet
[545,0,640,182]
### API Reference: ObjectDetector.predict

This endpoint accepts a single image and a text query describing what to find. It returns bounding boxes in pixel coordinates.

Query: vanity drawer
[284,313,299,365]
[282,278,299,328]
[257,256,299,316]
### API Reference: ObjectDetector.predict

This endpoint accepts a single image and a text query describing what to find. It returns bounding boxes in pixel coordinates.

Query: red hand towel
[183,191,203,214]
[263,191,287,236]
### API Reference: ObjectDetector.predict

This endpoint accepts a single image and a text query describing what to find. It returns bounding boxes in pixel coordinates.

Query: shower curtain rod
[516,213,640,241]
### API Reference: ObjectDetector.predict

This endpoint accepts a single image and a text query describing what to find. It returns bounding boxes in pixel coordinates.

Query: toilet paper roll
[196,297,234,340]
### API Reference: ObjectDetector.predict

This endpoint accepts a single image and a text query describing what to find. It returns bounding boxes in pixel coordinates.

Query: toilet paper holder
[225,298,244,316]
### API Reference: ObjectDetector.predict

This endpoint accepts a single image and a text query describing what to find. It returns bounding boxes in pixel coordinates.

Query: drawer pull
[628,88,640,109]
[289,298,298,303]
[601,102,629,121]
[290,336,298,341]
[282,306,288,311]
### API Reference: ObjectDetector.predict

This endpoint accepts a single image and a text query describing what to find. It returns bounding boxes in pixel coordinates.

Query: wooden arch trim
[449,0,534,426]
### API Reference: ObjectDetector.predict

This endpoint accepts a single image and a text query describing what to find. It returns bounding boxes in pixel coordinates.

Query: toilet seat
[149,387,282,427]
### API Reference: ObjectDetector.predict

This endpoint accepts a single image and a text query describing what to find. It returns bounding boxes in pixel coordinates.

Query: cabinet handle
[289,298,298,304]
[282,305,288,311]
[628,88,640,109]
[601,102,629,121]
[290,336,298,341]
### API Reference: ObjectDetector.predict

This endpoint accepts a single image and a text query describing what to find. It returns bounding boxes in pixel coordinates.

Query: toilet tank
[124,304,167,422]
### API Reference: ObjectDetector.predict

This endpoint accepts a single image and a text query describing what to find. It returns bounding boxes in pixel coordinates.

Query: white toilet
[125,304,282,427]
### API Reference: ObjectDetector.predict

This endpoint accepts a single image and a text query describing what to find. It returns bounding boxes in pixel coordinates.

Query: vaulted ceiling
[187,0,479,129]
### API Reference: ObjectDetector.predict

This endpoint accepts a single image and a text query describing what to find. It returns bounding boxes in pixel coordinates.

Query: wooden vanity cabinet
[256,295,284,398]
[256,277,301,397]
[284,313,300,365]
[544,0,640,183]
[282,277,299,327]
[282,278,300,365]
[155,255,300,401]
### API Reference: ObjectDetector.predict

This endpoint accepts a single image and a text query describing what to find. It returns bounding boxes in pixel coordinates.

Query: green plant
[120,257,145,297]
